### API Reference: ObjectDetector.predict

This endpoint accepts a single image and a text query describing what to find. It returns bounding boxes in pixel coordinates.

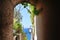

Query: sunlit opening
[13,2,37,40]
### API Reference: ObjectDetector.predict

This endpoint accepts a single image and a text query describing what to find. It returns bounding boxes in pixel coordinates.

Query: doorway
[13,2,37,40]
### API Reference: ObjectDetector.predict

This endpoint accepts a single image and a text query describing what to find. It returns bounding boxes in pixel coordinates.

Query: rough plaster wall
[36,1,55,40]
[10,0,36,7]
[0,0,13,40]
[36,2,48,40]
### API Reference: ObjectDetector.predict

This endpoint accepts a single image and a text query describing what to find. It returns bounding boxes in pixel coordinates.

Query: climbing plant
[13,4,28,40]
[21,2,43,15]
[33,7,43,15]
[13,6,23,36]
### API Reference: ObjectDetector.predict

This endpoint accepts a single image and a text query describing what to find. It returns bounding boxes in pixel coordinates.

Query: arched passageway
[13,1,47,40]
[0,0,56,40]
[13,3,35,40]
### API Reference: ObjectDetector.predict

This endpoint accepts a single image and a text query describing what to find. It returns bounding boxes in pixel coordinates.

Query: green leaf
[21,2,28,8]
[34,9,39,15]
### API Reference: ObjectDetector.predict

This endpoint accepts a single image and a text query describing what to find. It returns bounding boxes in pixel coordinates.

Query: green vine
[33,7,43,15]
[21,2,43,15]
[33,8,40,15]
[21,2,28,8]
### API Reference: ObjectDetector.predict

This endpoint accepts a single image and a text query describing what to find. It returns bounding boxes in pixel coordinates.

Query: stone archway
[0,0,55,40]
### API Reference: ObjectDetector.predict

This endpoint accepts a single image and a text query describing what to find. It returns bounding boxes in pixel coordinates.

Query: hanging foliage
[21,2,28,8]
[21,2,43,15]
[33,7,39,15]
[33,7,43,15]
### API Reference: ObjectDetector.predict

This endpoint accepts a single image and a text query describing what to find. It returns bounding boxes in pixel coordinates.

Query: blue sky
[15,4,32,28]
[14,4,32,40]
